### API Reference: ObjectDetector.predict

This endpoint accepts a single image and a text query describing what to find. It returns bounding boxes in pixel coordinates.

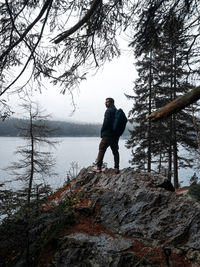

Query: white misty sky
[8,53,137,124]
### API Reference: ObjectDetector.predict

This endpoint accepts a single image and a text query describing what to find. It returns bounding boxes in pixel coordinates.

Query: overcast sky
[8,51,137,124]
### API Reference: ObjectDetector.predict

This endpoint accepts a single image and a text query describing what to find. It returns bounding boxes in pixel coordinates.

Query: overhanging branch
[52,0,102,44]
[0,0,53,97]
[0,0,53,62]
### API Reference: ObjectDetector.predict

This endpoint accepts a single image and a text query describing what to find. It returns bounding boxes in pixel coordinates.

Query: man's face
[105,99,110,108]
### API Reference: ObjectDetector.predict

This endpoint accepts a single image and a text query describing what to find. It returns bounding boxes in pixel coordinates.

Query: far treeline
[0,117,129,137]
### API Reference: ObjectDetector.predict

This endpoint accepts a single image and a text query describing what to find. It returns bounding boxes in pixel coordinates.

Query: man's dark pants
[96,136,119,169]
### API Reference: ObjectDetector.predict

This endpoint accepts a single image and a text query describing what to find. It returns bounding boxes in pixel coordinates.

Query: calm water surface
[0,137,198,189]
[0,137,131,189]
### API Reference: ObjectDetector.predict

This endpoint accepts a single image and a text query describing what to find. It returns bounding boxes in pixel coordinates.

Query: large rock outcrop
[43,167,200,267]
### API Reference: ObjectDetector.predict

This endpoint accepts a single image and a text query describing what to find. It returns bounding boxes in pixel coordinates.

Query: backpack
[113,108,128,136]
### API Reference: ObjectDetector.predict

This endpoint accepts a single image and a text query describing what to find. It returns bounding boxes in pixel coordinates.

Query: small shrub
[188,184,200,202]
[189,173,199,185]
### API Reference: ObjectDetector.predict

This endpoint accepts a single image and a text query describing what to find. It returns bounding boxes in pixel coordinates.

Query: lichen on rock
[44,167,200,266]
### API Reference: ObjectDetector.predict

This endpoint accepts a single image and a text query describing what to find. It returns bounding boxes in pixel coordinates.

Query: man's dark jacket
[101,104,117,138]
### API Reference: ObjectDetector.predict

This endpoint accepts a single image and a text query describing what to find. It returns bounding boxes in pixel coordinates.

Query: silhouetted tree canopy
[1,0,200,118]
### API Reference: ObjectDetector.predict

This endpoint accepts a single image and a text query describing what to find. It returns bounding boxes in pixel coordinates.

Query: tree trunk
[28,111,34,205]
[172,50,178,188]
[167,56,173,182]
[147,51,152,172]
[25,211,30,266]
[173,134,179,188]
[147,86,200,121]
[168,142,172,182]
[158,148,162,173]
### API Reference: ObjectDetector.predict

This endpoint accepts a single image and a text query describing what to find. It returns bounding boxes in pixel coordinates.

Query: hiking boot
[93,167,101,173]
[114,168,120,174]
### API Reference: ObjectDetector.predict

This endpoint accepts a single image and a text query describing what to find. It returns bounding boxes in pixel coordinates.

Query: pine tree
[156,12,198,187]
[126,51,161,171]
[127,12,199,187]
[5,101,57,264]
[7,101,57,204]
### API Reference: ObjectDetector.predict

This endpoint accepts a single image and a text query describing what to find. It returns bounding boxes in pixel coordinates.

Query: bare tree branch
[52,0,102,44]
[147,86,200,121]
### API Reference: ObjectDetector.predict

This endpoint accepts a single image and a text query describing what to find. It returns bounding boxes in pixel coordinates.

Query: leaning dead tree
[148,86,200,121]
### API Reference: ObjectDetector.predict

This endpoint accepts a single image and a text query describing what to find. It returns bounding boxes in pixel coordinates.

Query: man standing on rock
[93,97,120,174]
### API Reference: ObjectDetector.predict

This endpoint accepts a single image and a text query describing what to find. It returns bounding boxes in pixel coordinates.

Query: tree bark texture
[147,86,200,121]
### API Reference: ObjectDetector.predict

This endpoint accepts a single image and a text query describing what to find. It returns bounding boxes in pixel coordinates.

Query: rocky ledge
[42,167,200,267]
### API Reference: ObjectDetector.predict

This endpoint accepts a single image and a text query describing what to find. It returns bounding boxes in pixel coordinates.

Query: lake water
[0,137,198,190]
[0,137,132,190]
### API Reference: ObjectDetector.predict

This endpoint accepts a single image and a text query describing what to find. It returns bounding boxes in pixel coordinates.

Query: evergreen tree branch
[52,0,102,44]
[0,0,53,62]
[0,0,53,97]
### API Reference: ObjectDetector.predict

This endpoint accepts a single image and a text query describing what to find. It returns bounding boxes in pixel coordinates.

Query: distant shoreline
[0,135,129,139]
[0,118,130,138]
